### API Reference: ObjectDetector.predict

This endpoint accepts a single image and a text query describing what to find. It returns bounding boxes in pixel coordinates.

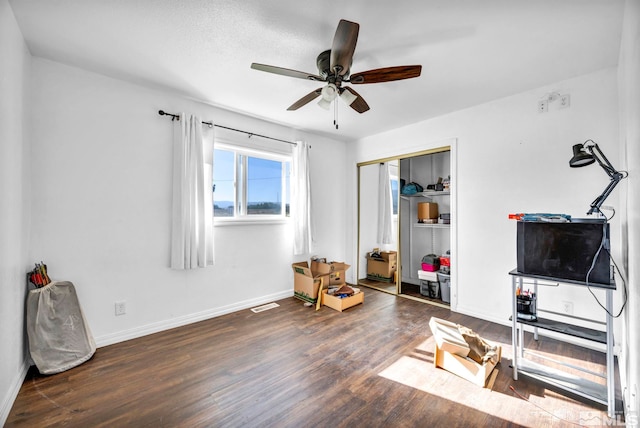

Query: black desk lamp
[569,139,627,215]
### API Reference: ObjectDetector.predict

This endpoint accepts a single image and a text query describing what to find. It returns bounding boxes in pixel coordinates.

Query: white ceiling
[9,0,624,142]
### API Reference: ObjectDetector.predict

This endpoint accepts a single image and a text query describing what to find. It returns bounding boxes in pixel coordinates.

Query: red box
[439,257,450,267]
[422,263,439,272]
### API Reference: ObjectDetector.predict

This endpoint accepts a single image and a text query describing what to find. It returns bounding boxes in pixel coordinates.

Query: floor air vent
[250,302,280,313]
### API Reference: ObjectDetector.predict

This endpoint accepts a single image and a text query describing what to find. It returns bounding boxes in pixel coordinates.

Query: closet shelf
[413,223,450,229]
[400,191,450,200]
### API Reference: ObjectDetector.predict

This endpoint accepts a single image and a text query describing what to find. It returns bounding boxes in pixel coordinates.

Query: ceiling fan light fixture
[339,88,357,106]
[318,83,338,110]
[317,97,332,110]
[320,83,338,101]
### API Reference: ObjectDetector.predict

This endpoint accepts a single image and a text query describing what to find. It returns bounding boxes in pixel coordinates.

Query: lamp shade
[569,144,595,167]
[317,98,332,110]
[317,83,338,110]
[339,88,357,106]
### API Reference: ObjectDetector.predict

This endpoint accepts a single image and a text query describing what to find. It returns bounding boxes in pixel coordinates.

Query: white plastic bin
[438,272,451,304]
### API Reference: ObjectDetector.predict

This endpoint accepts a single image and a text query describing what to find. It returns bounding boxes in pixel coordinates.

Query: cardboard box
[310,259,333,276]
[311,260,351,286]
[292,262,324,303]
[429,317,501,387]
[366,253,397,282]
[379,251,396,262]
[418,202,439,220]
[322,289,364,312]
[330,262,350,286]
[329,270,344,286]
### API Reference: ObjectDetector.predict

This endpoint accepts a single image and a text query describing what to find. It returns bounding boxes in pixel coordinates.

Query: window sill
[214,217,291,227]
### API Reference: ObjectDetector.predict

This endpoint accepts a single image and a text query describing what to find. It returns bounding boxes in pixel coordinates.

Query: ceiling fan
[250,19,422,117]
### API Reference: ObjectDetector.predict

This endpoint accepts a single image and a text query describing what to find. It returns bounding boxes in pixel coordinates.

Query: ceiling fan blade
[287,88,323,111]
[330,20,359,76]
[251,63,324,81]
[342,87,370,113]
[349,65,422,84]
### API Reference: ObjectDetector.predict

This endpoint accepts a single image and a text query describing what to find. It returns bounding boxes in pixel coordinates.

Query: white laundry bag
[26,281,96,374]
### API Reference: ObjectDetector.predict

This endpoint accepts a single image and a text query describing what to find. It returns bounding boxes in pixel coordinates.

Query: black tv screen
[516,219,612,286]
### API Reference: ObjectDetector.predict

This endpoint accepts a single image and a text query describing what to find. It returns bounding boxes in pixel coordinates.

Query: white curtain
[377,162,394,245]
[170,113,214,269]
[292,141,312,255]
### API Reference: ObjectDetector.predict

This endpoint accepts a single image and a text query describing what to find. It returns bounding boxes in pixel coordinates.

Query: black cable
[600,205,616,221]
[584,212,627,318]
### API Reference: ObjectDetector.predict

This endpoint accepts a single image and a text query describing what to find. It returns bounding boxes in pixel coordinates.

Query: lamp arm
[588,142,618,178]
[575,140,628,215]
[587,174,623,215]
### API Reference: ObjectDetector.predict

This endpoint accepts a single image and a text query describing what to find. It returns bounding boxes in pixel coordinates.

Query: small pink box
[422,263,439,272]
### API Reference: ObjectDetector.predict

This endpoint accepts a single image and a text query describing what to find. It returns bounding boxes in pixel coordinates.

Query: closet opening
[356,145,455,309]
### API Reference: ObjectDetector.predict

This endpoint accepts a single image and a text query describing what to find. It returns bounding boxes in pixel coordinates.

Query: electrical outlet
[115,301,126,316]
[538,99,548,113]
[562,301,573,315]
[559,94,570,108]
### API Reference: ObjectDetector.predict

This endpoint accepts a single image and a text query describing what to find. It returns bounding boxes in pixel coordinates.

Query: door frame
[356,142,457,310]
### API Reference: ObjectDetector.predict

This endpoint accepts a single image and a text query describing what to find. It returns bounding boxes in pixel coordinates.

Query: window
[213,144,290,221]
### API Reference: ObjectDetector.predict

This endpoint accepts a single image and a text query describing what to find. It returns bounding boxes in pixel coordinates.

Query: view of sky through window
[213,148,290,217]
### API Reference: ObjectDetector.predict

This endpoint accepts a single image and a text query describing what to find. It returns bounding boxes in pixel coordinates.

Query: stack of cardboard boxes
[292,259,363,311]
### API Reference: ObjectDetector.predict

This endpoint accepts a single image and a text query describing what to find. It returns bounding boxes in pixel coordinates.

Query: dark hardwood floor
[358,278,450,307]
[7,288,623,427]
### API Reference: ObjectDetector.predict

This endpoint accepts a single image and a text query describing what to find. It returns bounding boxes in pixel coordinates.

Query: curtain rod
[158,110,296,146]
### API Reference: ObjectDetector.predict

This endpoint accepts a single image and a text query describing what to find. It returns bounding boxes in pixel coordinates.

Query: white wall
[618,0,640,418]
[28,57,347,346]
[347,68,622,334]
[0,0,31,424]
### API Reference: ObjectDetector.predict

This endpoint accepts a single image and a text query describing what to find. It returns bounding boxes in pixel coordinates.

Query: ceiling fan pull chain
[334,100,339,129]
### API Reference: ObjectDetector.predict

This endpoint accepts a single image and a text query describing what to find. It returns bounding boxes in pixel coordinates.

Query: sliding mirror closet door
[357,161,399,295]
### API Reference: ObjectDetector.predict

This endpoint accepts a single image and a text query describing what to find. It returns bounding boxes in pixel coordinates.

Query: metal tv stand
[509,269,615,417]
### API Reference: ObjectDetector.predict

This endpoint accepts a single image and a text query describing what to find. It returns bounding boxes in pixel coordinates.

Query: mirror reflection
[357,160,399,295]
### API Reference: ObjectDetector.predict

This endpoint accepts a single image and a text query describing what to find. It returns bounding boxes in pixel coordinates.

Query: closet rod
[158,110,296,146]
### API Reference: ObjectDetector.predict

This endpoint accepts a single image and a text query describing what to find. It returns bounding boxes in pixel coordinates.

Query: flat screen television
[516,219,612,286]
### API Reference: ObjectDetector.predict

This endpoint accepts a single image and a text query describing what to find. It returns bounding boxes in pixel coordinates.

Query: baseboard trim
[0,357,30,427]
[95,290,293,348]
[453,305,507,327]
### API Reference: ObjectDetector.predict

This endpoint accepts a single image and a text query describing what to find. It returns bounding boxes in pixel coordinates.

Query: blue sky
[247,156,284,203]
[213,149,289,206]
